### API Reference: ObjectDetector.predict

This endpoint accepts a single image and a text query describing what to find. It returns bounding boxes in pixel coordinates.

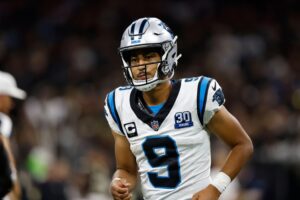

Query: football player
[0,71,26,200]
[104,17,253,200]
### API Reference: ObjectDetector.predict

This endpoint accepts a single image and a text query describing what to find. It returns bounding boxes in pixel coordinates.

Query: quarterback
[104,17,253,200]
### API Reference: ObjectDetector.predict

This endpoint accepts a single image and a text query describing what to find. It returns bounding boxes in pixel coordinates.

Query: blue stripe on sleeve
[197,77,212,125]
[107,91,124,134]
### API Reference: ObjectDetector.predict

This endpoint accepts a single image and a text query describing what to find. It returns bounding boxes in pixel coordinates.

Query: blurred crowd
[0,0,299,199]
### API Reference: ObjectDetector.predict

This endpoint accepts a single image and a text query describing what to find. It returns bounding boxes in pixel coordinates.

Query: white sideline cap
[0,71,26,99]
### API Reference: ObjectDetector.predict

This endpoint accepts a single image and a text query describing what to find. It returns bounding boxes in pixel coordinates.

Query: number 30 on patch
[174,111,193,129]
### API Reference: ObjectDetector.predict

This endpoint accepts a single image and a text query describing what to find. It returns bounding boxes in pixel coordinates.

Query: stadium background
[0,0,299,199]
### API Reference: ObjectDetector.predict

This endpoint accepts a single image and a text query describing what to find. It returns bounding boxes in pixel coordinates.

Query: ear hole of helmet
[158,61,173,79]
[157,64,165,79]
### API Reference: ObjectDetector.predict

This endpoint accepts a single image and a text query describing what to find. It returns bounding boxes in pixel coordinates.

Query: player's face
[130,51,161,81]
[0,95,13,114]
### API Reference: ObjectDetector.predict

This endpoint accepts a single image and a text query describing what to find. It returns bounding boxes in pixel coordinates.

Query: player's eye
[130,57,138,64]
[145,53,155,60]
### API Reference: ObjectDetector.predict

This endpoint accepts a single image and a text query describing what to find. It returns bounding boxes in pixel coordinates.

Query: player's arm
[193,106,253,200]
[110,130,138,200]
[104,91,137,199]
[207,106,253,180]
[193,78,253,200]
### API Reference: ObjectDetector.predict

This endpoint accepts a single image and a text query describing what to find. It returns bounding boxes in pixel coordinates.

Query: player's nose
[136,56,147,65]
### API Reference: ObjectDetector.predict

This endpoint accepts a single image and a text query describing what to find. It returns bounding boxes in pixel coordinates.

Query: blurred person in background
[0,71,27,200]
[0,136,13,198]
[104,17,253,200]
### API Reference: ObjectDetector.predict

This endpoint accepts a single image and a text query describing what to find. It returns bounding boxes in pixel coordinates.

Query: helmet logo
[158,22,174,38]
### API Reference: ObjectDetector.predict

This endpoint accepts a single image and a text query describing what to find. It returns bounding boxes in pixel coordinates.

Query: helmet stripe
[138,18,148,35]
[130,23,136,35]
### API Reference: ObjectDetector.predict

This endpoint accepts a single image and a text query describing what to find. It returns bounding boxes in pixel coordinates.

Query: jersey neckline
[130,80,181,131]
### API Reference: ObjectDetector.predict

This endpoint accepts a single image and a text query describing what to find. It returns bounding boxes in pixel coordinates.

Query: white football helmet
[119,17,182,91]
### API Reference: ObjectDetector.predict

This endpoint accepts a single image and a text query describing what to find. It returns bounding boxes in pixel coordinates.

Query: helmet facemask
[121,47,165,92]
[123,61,163,92]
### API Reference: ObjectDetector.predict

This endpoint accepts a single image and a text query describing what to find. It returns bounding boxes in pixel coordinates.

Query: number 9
[142,136,181,188]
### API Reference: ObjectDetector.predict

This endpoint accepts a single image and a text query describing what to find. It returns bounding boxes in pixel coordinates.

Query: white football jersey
[104,76,225,200]
[0,112,12,138]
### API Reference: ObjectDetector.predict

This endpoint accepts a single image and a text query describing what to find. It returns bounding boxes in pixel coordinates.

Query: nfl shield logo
[150,120,160,131]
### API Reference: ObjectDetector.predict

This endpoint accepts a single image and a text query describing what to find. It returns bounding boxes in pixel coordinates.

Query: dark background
[0,0,299,199]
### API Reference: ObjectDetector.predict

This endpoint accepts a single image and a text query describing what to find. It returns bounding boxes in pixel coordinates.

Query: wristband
[211,172,231,193]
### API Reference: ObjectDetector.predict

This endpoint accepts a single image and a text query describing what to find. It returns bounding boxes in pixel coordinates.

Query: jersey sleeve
[104,91,125,136]
[0,113,12,138]
[197,77,225,126]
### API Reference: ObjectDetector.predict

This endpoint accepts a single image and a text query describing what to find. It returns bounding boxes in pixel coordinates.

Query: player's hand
[110,177,132,200]
[192,184,221,200]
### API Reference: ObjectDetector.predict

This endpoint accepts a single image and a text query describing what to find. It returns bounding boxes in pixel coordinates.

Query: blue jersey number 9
[142,136,181,188]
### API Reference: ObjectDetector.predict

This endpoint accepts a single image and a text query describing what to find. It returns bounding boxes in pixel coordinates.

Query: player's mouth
[137,73,151,80]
